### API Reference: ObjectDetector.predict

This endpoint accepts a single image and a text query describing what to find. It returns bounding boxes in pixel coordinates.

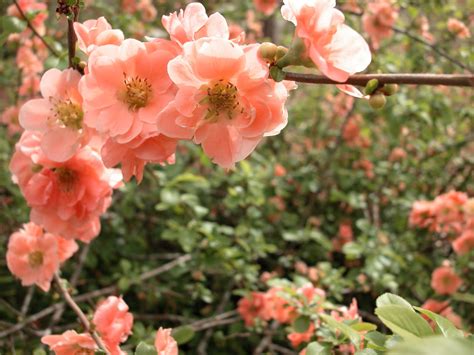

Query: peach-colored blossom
[74,17,124,55]
[159,38,293,168]
[10,132,122,242]
[264,287,296,324]
[282,0,371,82]
[162,2,235,46]
[1,105,23,136]
[19,74,41,97]
[16,46,43,76]
[155,327,178,355]
[452,230,474,256]
[238,291,268,326]
[6,222,76,292]
[421,299,462,328]
[288,322,315,348]
[432,191,468,234]
[362,0,399,50]
[447,18,471,39]
[389,147,407,162]
[7,0,47,35]
[253,0,279,16]
[93,296,133,353]
[80,38,181,181]
[274,163,287,177]
[42,330,97,354]
[20,68,86,162]
[431,266,463,295]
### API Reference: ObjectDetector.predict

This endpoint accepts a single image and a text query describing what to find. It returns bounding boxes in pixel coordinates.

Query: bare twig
[284,73,474,87]
[12,0,60,57]
[19,287,35,319]
[253,321,279,355]
[270,344,298,355]
[0,254,192,338]
[53,273,110,354]
[48,244,91,329]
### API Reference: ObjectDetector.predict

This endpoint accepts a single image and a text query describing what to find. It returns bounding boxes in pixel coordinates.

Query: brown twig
[53,273,110,354]
[12,0,60,57]
[284,73,474,87]
[0,254,192,338]
[253,321,279,355]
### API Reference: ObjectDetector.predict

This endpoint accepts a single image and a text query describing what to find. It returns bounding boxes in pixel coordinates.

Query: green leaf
[269,66,285,82]
[320,314,361,346]
[365,331,388,351]
[452,292,474,304]
[356,349,378,355]
[293,315,312,333]
[388,336,474,355]
[376,293,413,309]
[1,16,27,34]
[414,307,464,338]
[351,322,377,332]
[172,325,195,345]
[375,305,433,340]
[305,342,331,355]
[135,342,156,355]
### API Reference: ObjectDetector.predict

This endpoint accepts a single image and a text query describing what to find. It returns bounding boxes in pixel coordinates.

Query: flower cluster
[42,295,178,354]
[409,190,474,255]
[238,282,361,351]
[362,0,399,50]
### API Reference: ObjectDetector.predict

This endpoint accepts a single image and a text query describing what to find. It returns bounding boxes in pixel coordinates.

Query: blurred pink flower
[238,291,268,326]
[447,18,471,38]
[288,322,315,348]
[42,330,97,355]
[160,38,293,168]
[253,0,279,16]
[1,105,23,136]
[431,266,463,295]
[282,0,371,82]
[74,17,124,55]
[93,296,133,353]
[16,46,43,76]
[362,0,399,50]
[452,230,474,256]
[155,327,178,355]
[7,0,47,35]
[6,222,76,292]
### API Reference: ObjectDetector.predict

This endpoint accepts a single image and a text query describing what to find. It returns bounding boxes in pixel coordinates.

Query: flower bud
[364,79,379,95]
[369,93,386,109]
[275,46,288,60]
[382,84,399,96]
[258,42,278,61]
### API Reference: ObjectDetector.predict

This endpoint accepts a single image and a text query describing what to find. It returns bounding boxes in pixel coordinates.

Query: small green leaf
[2,16,27,34]
[172,325,195,345]
[293,315,312,333]
[376,293,413,309]
[375,305,433,340]
[351,322,377,332]
[320,314,361,346]
[305,342,331,355]
[269,66,286,82]
[388,336,474,355]
[414,307,464,338]
[135,342,156,355]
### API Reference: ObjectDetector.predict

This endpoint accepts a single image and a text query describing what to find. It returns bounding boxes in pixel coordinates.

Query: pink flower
[19,68,86,162]
[93,296,133,353]
[16,46,43,76]
[42,330,97,355]
[282,0,371,82]
[432,191,468,234]
[431,266,463,295]
[10,132,122,242]
[253,0,279,16]
[447,18,471,39]
[421,299,449,314]
[80,39,180,180]
[288,322,315,348]
[362,0,399,50]
[1,105,23,136]
[19,74,41,97]
[6,222,76,292]
[409,200,436,230]
[238,291,268,326]
[389,147,407,162]
[264,287,296,324]
[274,163,287,177]
[7,0,47,35]
[159,38,293,168]
[155,327,179,355]
[421,299,462,328]
[452,230,474,256]
[162,2,234,46]
[74,17,124,55]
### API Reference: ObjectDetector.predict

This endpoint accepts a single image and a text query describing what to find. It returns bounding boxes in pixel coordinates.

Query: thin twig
[48,244,91,329]
[0,254,192,338]
[12,0,60,57]
[284,73,474,87]
[270,344,298,355]
[53,273,110,354]
[253,321,279,355]
[19,287,35,319]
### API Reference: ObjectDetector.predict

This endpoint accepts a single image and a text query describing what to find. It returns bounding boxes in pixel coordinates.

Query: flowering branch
[283,73,474,87]
[12,0,60,57]
[53,273,110,354]
[56,0,80,70]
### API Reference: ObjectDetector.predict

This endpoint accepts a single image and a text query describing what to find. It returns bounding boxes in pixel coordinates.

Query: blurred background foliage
[0,0,473,353]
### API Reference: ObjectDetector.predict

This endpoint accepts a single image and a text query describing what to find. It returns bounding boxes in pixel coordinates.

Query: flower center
[119,75,153,112]
[75,349,95,355]
[28,251,44,268]
[55,167,77,192]
[203,80,241,121]
[51,99,83,130]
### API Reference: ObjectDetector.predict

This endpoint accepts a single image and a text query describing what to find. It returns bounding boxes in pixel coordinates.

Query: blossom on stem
[74,17,124,56]
[155,328,178,355]
[42,330,97,355]
[430,266,463,295]
[362,0,399,50]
